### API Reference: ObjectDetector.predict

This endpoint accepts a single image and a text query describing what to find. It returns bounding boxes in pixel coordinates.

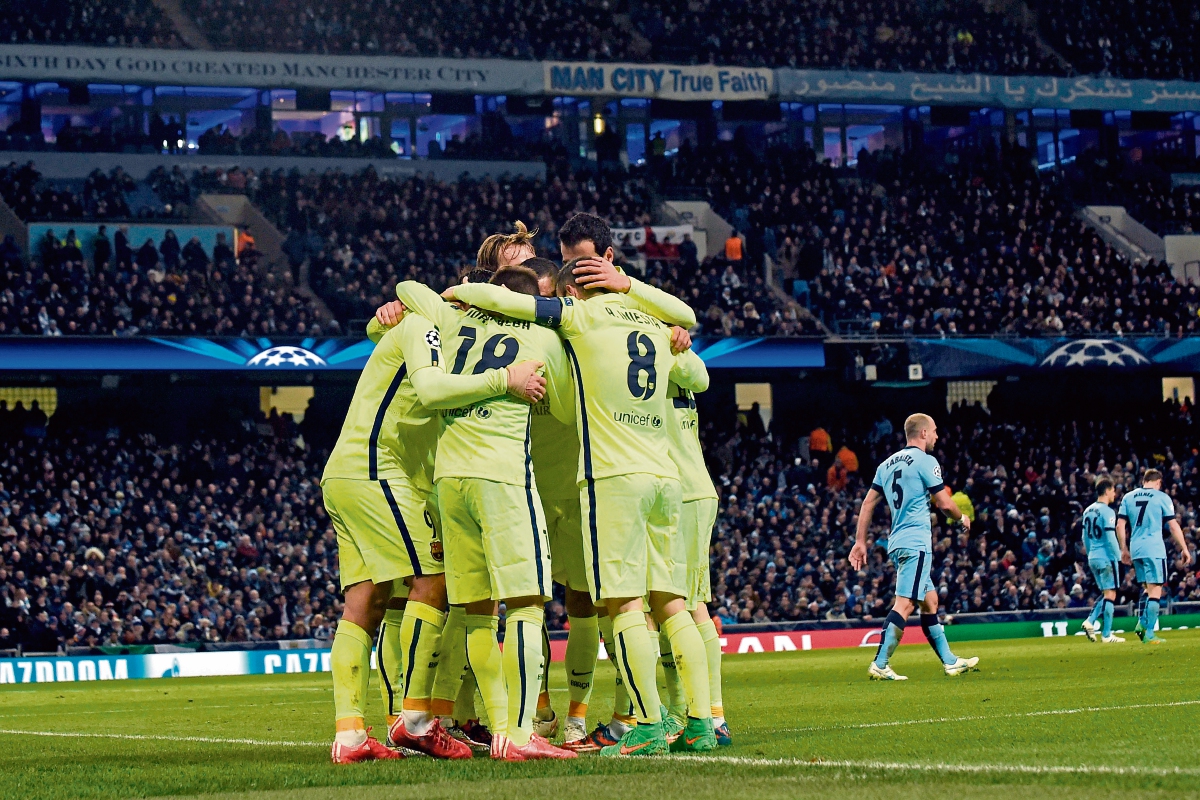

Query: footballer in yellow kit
[322,310,534,763]
[392,267,580,760]
[449,259,720,756]
[664,351,731,745]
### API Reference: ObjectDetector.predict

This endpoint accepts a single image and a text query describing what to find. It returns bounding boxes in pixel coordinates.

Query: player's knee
[408,574,448,609]
[564,588,596,617]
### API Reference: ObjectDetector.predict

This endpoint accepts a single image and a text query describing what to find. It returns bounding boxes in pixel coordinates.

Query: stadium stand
[0,0,183,49]
[3,398,1197,651]
[704,400,1200,624]
[177,0,1055,75]
[661,140,1199,336]
[1039,0,1199,81]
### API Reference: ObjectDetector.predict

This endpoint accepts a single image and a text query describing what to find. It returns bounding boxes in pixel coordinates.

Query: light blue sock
[1145,599,1161,638]
[1086,601,1103,626]
[874,611,906,668]
[1101,599,1114,638]
[921,614,956,665]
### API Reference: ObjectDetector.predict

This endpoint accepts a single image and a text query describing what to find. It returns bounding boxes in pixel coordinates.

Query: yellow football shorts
[323,477,444,589]
[544,494,589,593]
[681,497,718,611]
[580,473,684,602]
[437,476,552,605]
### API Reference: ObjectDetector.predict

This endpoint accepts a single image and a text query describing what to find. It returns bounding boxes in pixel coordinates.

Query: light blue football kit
[1118,487,1175,641]
[1080,501,1118,637]
[869,446,959,669]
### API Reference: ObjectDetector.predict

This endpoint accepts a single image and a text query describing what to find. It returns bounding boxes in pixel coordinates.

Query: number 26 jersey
[870,445,946,553]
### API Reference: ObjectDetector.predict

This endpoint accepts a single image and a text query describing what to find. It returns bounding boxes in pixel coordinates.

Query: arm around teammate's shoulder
[625,277,697,329]
[395,280,460,330]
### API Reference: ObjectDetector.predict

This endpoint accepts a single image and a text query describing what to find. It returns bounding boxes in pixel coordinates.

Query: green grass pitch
[2,632,1200,799]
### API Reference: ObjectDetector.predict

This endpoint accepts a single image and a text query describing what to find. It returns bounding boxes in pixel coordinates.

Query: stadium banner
[0,336,824,372]
[0,44,543,94]
[776,70,1200,112]
[7,614,1196,684]
[611,224,694,249]
[544,61,773,100]
[909,336,1200,377]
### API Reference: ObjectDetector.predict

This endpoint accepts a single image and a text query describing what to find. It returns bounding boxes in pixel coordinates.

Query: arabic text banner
[776,70,1200,111]
[545,61,772,101]
[0,44,543,94]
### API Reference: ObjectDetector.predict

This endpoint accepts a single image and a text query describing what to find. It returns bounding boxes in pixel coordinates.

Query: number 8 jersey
[453,281,706,485]
[870,445,946,553]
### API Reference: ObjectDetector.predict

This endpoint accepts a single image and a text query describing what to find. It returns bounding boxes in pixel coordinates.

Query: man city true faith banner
[544,61,773,101]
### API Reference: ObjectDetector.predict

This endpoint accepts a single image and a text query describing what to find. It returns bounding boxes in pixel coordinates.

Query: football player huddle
[323,213,729,763]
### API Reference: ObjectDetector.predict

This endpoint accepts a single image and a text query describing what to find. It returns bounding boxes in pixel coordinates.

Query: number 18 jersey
[394,281,574,487]
[870,445,945,553]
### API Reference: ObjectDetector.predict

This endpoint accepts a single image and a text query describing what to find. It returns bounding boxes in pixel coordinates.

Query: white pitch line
[675,755,1200,778]
[776,698,1200,734]
[0,728,1196,778]
[0,729,325,747]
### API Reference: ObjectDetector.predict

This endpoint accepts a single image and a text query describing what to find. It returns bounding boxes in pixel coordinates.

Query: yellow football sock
[535,622,553,722]
[378,608,406,724]
[399,601,445,734]
[564,614,598,721]
[331,619,372,734]
[663,610,711,720]
[464,614,507,736]
[658,629,686,724]
[430,606,467,719]
[598,614,635,723]
[610,610,662,724]
[696,618,724,719]
[504,606,545,746]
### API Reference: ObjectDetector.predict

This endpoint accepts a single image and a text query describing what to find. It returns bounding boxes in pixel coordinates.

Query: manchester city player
[1079,478,1124,643]
[849,413,979,680]
[1116,469,1193,644]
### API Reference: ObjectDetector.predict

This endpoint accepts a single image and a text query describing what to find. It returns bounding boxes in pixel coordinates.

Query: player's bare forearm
[1168,520,1192,565]
[1115,518,1131,561]
[933,488,963,520]
[855,489,881,545]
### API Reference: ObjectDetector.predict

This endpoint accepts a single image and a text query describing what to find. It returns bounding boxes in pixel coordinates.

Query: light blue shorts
[1133,557,1167,586]
[891,547,934,602]
[1088,557,1118,592]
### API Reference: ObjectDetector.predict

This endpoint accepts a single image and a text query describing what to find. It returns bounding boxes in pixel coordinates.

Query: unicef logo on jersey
[476,407,492,419]
[652,415,663,429]
[246,345,328,368]
[1040,340,1149,368]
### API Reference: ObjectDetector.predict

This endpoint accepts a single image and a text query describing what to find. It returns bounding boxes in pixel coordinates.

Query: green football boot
[599,721,669,757]
[669,716,718,753]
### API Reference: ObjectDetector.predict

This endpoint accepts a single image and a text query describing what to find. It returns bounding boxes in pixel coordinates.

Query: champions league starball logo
[246,345,328,368]
[1040,339,1150,368]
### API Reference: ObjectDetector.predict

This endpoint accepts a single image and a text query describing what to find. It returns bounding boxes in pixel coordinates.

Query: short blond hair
[477,220,538,271]
[904,413,935,441]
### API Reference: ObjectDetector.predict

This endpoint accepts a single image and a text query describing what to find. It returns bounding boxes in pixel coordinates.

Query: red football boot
[330,729,404,764]
[387,716,473,759]
[510,734,578,760]
[490,733,525,761]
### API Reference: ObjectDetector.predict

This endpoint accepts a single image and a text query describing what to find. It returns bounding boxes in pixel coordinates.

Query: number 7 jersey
[870,445,945,553]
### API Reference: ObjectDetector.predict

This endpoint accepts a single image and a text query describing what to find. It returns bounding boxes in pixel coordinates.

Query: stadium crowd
[1,0,181,49]
[177,0,1053,75]
[1,225,325,337]
[705,399,1200,625]
[2,394,1198,653]
[660,139,1200,336]
[14,0,1200,83]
